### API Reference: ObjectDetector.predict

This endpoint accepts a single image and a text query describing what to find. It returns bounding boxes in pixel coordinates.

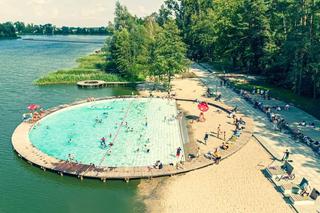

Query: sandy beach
[139,138,293,213]
[138,72,293,213]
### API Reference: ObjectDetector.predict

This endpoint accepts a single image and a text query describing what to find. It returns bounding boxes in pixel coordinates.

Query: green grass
[206,61,320,119]
[228,78,320,120]
[35,53,125,85]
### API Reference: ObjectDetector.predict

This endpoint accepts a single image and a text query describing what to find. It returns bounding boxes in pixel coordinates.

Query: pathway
[192,63,320,212]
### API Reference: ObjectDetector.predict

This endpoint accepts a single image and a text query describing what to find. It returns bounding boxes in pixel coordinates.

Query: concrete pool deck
[12,95,254,181]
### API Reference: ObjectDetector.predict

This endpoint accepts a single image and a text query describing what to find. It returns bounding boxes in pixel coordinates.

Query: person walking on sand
[282,149,290,162]
[223,131,226,141]
[204,132,209,145]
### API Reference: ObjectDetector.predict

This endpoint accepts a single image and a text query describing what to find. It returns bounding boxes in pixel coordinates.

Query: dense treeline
[0,22,17,38]
[0,21,110,38]
[156,0,320,99]
[107,2,189,87]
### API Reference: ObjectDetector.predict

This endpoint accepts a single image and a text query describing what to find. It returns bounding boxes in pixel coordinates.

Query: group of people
[236,82,320,158]
[23,108,46,123]
[203,125,227,145]
[204,148,222,164]
[298,121,316,128]
[251,87,270,100]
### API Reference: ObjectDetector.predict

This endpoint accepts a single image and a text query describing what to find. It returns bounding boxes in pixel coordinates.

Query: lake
[0,36,144,213]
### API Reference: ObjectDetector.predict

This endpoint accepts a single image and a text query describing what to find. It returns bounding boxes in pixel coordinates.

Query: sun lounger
[287,188,319,205]
[265,161,294,179]
[279,178,308,195]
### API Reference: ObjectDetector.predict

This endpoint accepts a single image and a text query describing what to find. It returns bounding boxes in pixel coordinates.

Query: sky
[0,0,164,27]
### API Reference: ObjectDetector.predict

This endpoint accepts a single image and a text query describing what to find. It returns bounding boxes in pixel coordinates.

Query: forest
[109,0,320,99]
[0,22,17,38]
[107,2,189,87]
[0,21,109,38]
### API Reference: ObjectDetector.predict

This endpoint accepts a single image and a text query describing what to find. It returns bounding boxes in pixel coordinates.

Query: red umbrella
[28,104,39,111]
[198,102,209,112]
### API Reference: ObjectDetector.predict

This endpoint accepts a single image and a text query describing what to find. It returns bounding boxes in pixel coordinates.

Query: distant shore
[0,36,21,40]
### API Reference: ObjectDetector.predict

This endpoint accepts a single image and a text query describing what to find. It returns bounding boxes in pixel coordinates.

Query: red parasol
[198,102,209,112]
[28,104,39,111]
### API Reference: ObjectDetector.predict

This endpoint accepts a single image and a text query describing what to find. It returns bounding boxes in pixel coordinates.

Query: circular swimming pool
[29,98,185,167]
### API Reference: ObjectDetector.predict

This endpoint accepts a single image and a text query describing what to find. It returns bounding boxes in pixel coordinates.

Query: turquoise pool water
[29,98,185,167]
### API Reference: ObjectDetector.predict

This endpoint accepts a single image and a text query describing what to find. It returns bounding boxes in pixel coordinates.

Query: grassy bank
[35,53,126,85]
[225,75,320,120]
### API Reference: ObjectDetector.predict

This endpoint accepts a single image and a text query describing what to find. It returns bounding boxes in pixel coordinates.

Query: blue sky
[0,0,164,27]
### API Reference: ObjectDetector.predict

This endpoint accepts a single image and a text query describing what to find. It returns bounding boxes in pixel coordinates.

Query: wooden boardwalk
[12,96,254,181]
[77,80,144,88]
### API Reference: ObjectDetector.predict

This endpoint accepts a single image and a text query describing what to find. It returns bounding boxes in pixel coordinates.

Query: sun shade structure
[28,104,39,111]
[198,102,209,112]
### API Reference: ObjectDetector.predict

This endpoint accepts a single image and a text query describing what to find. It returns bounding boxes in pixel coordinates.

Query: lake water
[0,36,144,213]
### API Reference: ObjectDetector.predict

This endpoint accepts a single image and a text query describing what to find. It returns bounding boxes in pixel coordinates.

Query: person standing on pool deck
[176,147,182,158]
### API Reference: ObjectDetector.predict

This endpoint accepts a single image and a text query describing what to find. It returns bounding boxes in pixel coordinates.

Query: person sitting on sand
[213,148,222,164]
[234,129,241,137]
[228,111,235,118]
[221,142,229,150]
[239,117,246,125]
[176,161,183,170]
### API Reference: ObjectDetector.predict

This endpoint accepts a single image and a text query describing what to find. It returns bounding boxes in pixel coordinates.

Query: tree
[153,19,189,89]
[0,22,17,38]
[14,21,25,34]
[110,28,132,76]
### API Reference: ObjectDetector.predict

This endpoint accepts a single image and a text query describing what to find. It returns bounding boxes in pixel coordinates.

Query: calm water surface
[0,36,143,213]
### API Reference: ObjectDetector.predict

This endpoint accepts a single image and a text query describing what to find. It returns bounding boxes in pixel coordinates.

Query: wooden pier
[77,80,144,88]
